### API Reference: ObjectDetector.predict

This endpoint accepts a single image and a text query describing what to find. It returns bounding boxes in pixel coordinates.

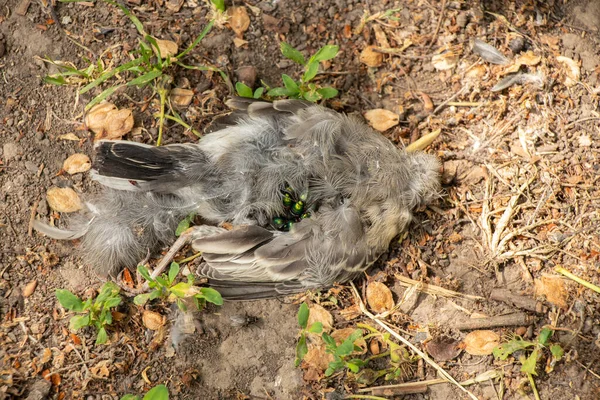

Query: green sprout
[120,384,169,400]
[295,302,324,366]
[45,0,230,144]
[55,282,122,345]
[134,262,223,312]
[493,327,564,400]
[236,42,339,102]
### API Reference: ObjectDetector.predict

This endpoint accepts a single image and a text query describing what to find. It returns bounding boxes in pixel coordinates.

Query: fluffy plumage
[35,98,440,299]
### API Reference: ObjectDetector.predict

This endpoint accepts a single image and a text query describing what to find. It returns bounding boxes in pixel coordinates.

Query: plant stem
[344,395,389,400]
[527,373,541,400]
[156,85,167,146]
[178,252,202,264]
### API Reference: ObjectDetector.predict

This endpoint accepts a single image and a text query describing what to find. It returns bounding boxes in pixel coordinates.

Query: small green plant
[210,0,225,12]
[295,303,324,366]
[493,327,564,400]
[322,329,367,376]
[120,383,169,400]
[55,282,122,345]
[264,42,339,102]
[175,212,196,236]
[134,262,223,311]
[45,0,228,144]
[235,82,265,99]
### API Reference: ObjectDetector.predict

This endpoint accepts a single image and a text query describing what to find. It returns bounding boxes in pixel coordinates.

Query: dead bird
[34,98,441,299]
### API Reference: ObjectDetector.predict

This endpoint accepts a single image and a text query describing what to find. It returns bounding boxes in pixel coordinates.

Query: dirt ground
[1,0,600,399]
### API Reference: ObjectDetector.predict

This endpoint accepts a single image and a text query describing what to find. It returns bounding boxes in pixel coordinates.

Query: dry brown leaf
[85,103,134,140]
[369,338,380,355]
[515,51,541,66]
[465,64,487,80]
[406,129,441,153]
[40,348,52,364]
[331,328,367,354]
[233,37,248,47]
[23,280,38,297]
[303,343,333,371]
[463,330,500,356]
[339,304,361,321]
[432,50,458,70]
[366,281,394,313]
[46,187,82,213]
[90,360,111,378]
[228,6,250,38]
[556,56,580,87]
[142,310,166,331]
[364,109,399,132]
[154,38,178,58]
[359,45,383,67]
[307,304,333,333]
[170,88,194,107]
[63,154,91,175]
[57,133,80,141]
[425,335,463,361]
[535,275,569,308]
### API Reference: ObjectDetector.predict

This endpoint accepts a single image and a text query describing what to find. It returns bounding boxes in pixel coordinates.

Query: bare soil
[1,0,600,399]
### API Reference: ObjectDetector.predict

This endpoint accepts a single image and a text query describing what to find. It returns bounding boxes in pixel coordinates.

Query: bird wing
[192,205,377,300]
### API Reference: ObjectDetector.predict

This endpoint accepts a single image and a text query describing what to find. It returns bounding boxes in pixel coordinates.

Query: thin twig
[350,282,478,400]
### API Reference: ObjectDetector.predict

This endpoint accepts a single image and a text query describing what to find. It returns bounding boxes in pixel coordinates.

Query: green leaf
[155,276,169,287]
[302,61,319,83]
[56,289,84,312]
[175,213,195,237]
[138,264,153,282]
[538,327,554,345]
[169,282,192,298]
[176,20,214,59]
[335,329,363,357]
[96,282,120,303]
[322,333,336,348]
[308,322,323,334]
[79,57,144,95]
[44,75,67,86]
[493,338,535,360]
[310,45,339,63]
[176,298,187,312]
[69,314,90,330]
[96,327,108,345]
[143,384,169,400]
[198,287,223,305]
[127,70,163,87]
[324,366,336,377]
[168,262,180,285]
[267,87,291,97]
[302,90,321,103]
[550,344,564,361]
[134,293,151,306]
[297,303,309,329]
[520,348,539,375]
[235,82,253,98]
[295,334,308,367]
[210,0,226,12]
[103,296,122,309]
[317,87,338,99]
[281,74,300,94]
[85,84,123,111]
[280,42,306,65]
[253,87,264,99]
[149,289,162,300]
[119,395,140,400]
[346,361,360,373]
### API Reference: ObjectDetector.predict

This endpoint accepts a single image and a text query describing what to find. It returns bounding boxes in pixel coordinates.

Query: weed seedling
[134,262,223,311]
[322,329,367,376]
[236,42,339,102]
[295,302,324,366]
[44,0,228,144]
[55,282,122,344]
[120,383,169,400]
[493,327,564,400]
